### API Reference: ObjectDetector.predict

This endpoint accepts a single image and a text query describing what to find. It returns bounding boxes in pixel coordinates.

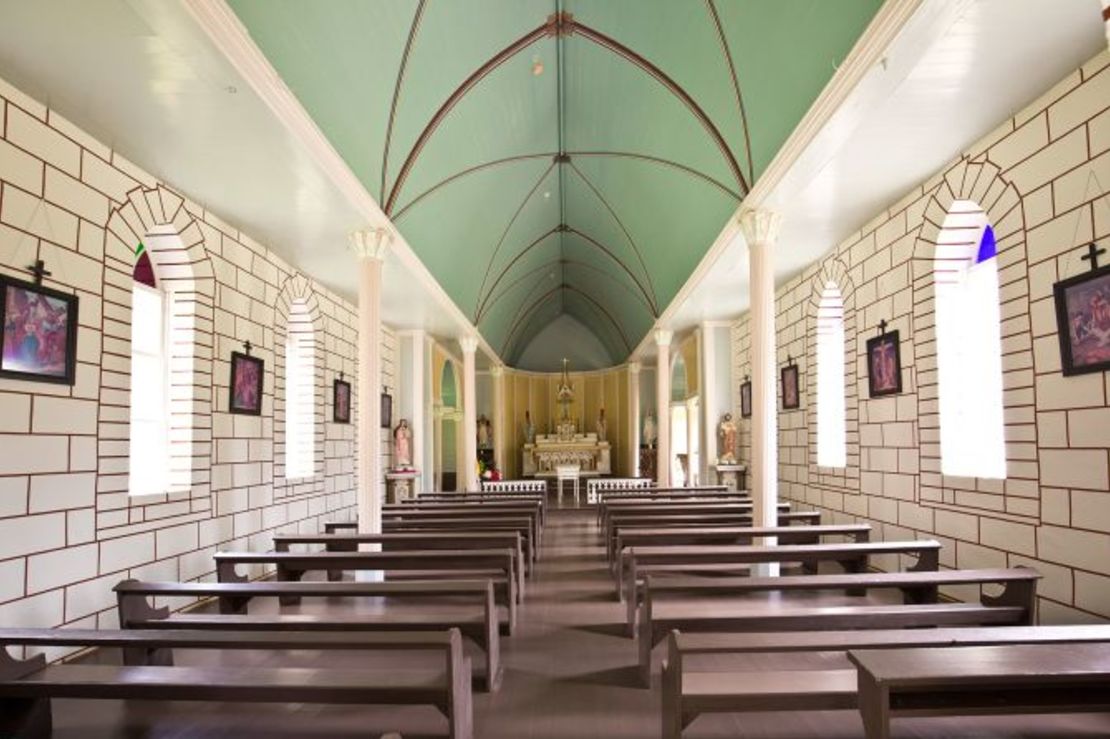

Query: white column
[654,329,673,487]
[404,330,426,493]
[628,362,642,477]
[350,228,391,536]
[1103,0,1110,48]
[460,335,480,492]
[490,365,505,473]
[699,323,717,483]
[686,396,698,487]
[740,209,781,574]
[423,335,436,489]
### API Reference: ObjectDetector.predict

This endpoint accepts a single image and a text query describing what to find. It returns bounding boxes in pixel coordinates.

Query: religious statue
[596,408,607,441]
[477,414,492,449]
[643,412,657,447]
[522,410,535,444]
[717,413,738,464]
[393,418,412,468]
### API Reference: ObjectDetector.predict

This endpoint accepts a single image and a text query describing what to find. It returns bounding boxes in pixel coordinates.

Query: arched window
[816,281,846,468]
[129,245,170,495]
[935,201,1006,478]
[284,299,316,479]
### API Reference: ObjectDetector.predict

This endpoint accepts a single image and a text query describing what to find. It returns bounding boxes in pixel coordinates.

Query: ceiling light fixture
[532,55,544,76]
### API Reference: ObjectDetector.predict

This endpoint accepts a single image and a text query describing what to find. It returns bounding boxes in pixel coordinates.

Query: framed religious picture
[1054,262,1110,376]
[866,329,903,397]
[228,351,264,416]
[333,378,351,424]
[739,380,752,418]
[380,392,392,429]
[0,274,78,385]
[781,363,800,410]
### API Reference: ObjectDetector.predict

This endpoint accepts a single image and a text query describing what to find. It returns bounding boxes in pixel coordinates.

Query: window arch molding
[805,259,859,489]
[106,185,216,503]
[911,158,1031,504]
[275,275,326,492]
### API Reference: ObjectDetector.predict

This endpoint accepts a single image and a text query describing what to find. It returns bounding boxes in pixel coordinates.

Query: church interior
[0,0,1109,736]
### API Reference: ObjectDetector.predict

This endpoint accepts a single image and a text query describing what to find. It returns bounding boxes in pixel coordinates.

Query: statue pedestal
[385,470,420,504]
[714,463,747,492]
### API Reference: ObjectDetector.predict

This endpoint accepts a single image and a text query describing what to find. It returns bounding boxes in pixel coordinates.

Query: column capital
[459,335,480,354]
[654,328,673,348]
[738,208,782,246]
[349,228,392,261]
[627,361,641,374]
[489,365,504,378]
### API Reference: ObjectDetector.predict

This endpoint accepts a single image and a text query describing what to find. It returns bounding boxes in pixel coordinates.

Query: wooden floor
[56,508,1110,738]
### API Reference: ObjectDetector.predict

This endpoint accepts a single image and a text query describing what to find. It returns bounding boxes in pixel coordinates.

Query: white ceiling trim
[630,0,930,361]
[181,0,500,363]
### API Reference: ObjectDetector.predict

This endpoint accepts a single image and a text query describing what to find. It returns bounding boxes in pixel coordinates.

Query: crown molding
[181,0,500,364]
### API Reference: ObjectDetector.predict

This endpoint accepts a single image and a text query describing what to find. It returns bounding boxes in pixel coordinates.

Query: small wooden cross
[786,354,794,367]
[26,259,51,285]
[242,340,252,356]
[1081,242,1105,272]
[878,319,888,335]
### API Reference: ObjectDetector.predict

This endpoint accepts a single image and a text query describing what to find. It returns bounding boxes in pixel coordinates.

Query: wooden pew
[623,538,938,605]
[115,578,502,692]
[611,521,869,572]
[640,600,1028,688]
[0,627,473,739]
[660,622,1110,739]
[850,643,1110,739]
[601,500,781,533]
[329,517,539,564]
[604,503,792,546]
[633,566,1038,634]
[214,549,519,632]
[384,497,543,539]
[275,531,528,588]
[405,493,547,524]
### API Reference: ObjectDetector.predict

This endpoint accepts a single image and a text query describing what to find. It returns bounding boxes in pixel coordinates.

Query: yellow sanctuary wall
[501,366,631,479]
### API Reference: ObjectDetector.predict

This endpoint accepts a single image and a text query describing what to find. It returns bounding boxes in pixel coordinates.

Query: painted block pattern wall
[731,49,1110,623]
[0,73,396,634]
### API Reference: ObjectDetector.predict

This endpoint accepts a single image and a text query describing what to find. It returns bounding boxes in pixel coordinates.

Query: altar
[522,432,611,478]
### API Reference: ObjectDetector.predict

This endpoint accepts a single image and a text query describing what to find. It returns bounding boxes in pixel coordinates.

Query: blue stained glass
[976,225,997,263]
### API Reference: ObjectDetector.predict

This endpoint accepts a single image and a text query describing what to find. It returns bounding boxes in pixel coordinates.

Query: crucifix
[878,319,888,336]
[26,259,51,286]
[1080,242,1105,272]
[242,340,252,356]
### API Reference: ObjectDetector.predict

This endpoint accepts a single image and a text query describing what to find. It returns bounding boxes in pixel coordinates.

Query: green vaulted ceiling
[228,0,882,366]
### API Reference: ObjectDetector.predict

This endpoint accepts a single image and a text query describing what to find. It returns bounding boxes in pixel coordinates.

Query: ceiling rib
[704,0,755,186]
[479,255,655,324]
[384,20,551,214]
[567,160,657,309]
[476,224,656,322]
[380,0,426,201]
[392,152,557,221]
[559,284,632,352]
[394,149,739,222]
[500,284,563,355]
[474,160,558,318]
[567,17,748,195]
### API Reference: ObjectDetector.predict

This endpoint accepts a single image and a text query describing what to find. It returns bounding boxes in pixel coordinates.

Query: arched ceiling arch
[229,0,883,368]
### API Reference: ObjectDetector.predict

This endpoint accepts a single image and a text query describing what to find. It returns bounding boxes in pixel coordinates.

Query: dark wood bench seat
[214,549,518,632]
[383,504,543,546]
[602,501,784,534]
[628,566,1038,633]
[275,531,529,587]
[850,643,1110,739]
[329,517,539,563]
[623,539,941,604]
[403,493,547,524]
[603,504,793,545]
[114,578,503,691]
[662,629,1110,738]
[612,523,872,581]
[0,627,473,739]
[638,600,1028,687]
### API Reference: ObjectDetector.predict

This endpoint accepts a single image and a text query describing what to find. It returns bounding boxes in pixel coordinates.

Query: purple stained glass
[133,250,157,288]
[976,225,997,263]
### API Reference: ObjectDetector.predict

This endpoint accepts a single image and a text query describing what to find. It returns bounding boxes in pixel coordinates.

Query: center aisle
[474,507,657,738]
